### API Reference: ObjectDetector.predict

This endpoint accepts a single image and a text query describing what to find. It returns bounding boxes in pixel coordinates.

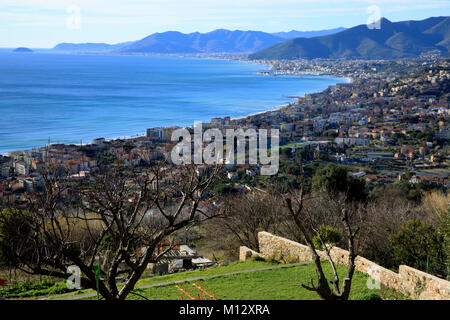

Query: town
[1,57,448,204]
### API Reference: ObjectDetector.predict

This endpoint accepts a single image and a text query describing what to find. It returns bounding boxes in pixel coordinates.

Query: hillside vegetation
[249,16,450,59]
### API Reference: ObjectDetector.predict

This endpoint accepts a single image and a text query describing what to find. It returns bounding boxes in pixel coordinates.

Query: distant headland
[13,47,33,53]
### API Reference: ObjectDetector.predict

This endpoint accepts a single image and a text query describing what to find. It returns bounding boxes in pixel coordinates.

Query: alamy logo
[366,5,381,30]
[366,265,381,290]
[66,265,81,290]
[66,5,81,30]
[171,122,279,175]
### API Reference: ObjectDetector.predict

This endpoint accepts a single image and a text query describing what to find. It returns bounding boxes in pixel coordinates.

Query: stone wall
[239,246,260,261]
[239,231,450,300]
[258,232,315,262]
[399,265,450,300]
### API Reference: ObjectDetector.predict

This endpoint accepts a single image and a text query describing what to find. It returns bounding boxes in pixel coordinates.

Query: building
[367,152,394,160]
[14,161,29,175]
[227,172,239,180]
[335,137,370,146]
[436,130,450,140]
[147,244,214,275]
[92,138,106,149]
[147,127,168,141]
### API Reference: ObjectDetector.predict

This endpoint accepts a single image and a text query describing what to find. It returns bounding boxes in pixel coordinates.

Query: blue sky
[1,0,449,48]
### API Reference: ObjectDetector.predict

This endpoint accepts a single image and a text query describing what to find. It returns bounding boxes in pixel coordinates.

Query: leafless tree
[280,164,363,300]
[358,188,428,268]
[210,191,285,252]
[10,162,222,300]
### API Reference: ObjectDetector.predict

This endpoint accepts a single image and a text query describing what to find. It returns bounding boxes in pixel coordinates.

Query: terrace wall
[239,231,450,300]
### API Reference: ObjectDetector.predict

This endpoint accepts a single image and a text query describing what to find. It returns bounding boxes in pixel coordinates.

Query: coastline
[0,53,350,156]
[230,75,352,121]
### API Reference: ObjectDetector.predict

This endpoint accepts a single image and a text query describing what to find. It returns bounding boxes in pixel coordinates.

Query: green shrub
[380,285,411,300]
[0,279,74,298]
[252,255,267,262]
[389,219,446,274]
[281,255,299,264]
[351,292,382,300]
[0,209,34,268]
[312,225,341,250]
[312,164,368,202]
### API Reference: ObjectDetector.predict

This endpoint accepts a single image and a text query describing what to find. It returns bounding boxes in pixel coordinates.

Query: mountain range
[50,16,450,59]
[249,16,450,60]
[53,42,133,52]
[51,27,344,53]
[272,27,346,39]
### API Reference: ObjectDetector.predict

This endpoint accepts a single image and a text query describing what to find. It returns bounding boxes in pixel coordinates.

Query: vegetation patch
[84,262,396,300]
[0,279,73,298]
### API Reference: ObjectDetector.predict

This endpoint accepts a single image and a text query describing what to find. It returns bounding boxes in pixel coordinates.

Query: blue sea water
[0,52,346,154]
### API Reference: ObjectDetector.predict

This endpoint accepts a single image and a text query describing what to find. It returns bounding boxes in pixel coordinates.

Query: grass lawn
[83,260,383,300]
[137,260,277,286]
[46,260,277,299]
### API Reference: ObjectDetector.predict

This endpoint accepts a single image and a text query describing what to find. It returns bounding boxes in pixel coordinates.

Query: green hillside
[249,16,450,60]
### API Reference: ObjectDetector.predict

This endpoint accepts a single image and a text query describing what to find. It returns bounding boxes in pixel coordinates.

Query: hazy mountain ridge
[117,28,346,53]
[272,27,346,39]
[53,41,133,52]
[51,28,345,54]
[249,16,450,60]
[117,30,285,53]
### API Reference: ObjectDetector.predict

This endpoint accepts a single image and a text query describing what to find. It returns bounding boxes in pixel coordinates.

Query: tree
[281,162,363,300]
[211,192,285,252]
[389,219,447,276]
[0,208,34,280]
[297,148,314,162]
[214,183,236,196]
[324,130,338,138]
[6,162,222,300]
[438,207,450,267]
[312,164,367,202]
[280,147,293,160]
[312,225,341,250]
[360,188,422,269]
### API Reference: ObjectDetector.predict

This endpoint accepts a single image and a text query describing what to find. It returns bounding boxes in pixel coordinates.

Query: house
[352,171,366,178]
[31,160,45,173]
[227,172,239,180]
[419,146,429,156]
[430,154,442,163]
[147,244,215,275]
[380,136,394,145]
[18,176,44,192]
[410,175,448,188]
[400,146,415,156]
[92,138,106,149]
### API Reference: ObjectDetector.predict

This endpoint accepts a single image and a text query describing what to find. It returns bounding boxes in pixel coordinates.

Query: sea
[0,51,347,155]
